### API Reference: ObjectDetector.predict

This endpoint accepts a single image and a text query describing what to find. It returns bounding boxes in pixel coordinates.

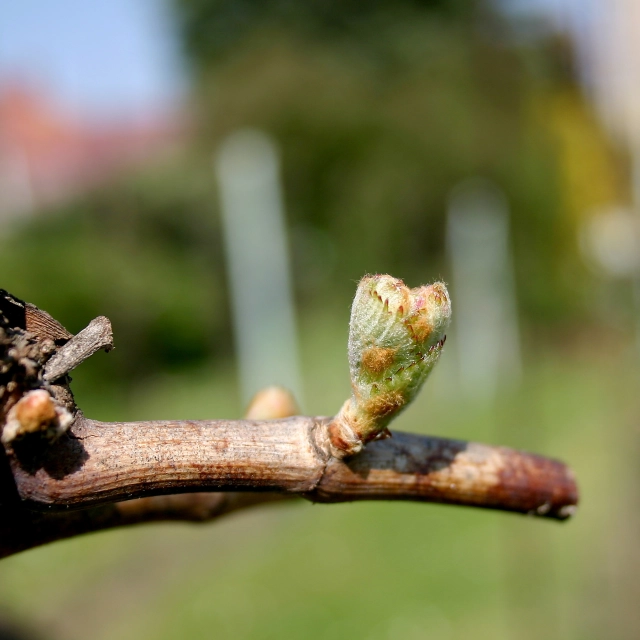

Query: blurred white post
[446,179,522,402]
[631,151,640,355]
[214,129,303,406]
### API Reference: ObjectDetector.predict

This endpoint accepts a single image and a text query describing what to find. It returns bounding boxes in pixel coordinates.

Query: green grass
[0,312,637,640]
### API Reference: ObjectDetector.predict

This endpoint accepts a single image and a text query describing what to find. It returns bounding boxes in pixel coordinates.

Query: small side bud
[329,275,451,457]
[1,389,73,445]
[245,386,299,420]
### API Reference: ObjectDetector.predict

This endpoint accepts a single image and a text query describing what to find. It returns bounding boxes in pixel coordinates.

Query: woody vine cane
[0,276,578,558]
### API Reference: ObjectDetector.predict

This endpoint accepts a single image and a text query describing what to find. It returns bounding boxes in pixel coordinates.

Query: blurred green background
[1,1,639,639]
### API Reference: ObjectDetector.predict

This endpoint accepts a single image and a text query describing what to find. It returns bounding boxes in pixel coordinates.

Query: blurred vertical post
[631,152,640,355]
[214,129,303,406]
[446,179,521,402]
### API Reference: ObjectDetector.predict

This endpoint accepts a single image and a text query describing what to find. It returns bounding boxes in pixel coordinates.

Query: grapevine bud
[245,386,299,420]
[329,275,451,457]
[1,389,73,444]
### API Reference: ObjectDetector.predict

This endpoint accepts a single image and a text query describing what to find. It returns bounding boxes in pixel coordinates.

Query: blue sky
[0,1,580,122]
[0,0,186,121]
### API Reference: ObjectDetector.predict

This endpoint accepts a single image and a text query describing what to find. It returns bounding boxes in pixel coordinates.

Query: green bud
[329,275,451,457]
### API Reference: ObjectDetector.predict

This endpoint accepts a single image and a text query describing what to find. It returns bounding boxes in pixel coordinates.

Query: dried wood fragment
[0,289,72,344]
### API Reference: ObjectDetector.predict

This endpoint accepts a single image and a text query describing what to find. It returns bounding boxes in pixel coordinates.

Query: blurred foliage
[174,0,477,65]
[0,157,227,396]
[174,0,623,320]
[0,0,627,392]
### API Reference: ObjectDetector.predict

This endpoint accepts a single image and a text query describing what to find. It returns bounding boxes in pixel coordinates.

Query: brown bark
[0,411,577,558]
[5,415,577,518]
[0,463,290,559]
[0,416,578,558]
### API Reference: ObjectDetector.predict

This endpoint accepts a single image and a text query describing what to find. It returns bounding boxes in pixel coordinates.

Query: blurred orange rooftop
[0,83,186,221]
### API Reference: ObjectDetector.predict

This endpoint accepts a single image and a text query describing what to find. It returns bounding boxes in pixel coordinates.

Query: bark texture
[3,414,577,514]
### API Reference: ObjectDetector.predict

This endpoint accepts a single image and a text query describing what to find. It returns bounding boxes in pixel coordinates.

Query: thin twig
[43,316,113,382]
[0,481,290,559]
